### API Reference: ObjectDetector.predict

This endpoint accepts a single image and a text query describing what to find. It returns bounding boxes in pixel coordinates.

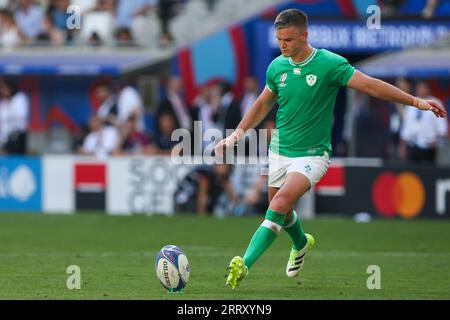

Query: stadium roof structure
[0,47,175,76]
[356,37,450,78]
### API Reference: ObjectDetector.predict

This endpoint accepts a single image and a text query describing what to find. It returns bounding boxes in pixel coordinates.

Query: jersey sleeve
[266,61,278,94]
[329,53,355,87]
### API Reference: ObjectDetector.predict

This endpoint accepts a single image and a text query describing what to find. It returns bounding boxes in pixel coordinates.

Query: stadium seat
[80,11,115,45]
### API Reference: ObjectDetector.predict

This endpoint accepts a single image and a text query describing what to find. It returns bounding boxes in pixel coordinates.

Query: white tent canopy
[356,36,450,78]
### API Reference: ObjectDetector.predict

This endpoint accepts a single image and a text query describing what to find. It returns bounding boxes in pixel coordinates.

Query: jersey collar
[289,48,318,67]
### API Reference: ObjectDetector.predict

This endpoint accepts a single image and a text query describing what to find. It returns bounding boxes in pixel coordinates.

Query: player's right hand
[214,130,243,157]
[214,138,227,157]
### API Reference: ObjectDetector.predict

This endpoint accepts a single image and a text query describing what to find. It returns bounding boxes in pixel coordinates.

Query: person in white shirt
[116,84,145,132]
[399,81,449,163]
[0,80,29,154]
[78,114,120,159]
[240,77,259,117]
[192,84,221,151]
[0,9,23,49]
[13,0,44,42]
[99,81,145,132]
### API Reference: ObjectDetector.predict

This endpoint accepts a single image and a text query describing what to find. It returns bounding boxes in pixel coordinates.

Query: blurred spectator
[422,0,439,19]
[193,84,220,130]
[115,81,146,132]
[214,80,241,134]
[14,0,44,43]
[237,173,268,216]
[174,163,240,215]
[0,80,29,155]
[197,164,239,215]
[0,9,23,49]
[158,76,192,131]
[192,84,221,151]
[114,114,155,155]
[387,77,411,160]
[47,0,78,43]
[92,0,116,15]
[47,0,69,31]
[239,76,259,117]
[114,26,136,46]
[354,93,388,158]
[238,76,261,156]
[35,13,66,46]
[77,0,115,46]
[0,0,11,10]
[78,114,120,158]
[154,111,179,154]
[204,0,218,12]
[380,0,405,17]
[95,83,117,126]
[116,0,156,28]
[157,0,179,46]
[174,166,201,213]
[398,81,448,164]
[88,31,102,46]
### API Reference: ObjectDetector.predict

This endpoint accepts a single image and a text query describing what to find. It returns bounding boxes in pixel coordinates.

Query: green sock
[283,210,307,251]
[243,209,286,270]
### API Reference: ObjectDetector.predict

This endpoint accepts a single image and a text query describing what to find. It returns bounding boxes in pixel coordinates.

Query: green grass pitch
[0,213,449,300]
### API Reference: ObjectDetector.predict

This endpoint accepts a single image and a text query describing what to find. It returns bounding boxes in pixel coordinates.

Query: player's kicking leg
[225,172,311,288]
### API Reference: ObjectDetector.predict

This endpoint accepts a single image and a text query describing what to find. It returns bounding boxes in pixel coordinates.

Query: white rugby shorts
[268,150,331,188]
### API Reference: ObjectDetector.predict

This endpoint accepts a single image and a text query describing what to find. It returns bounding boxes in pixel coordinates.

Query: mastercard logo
[372,172,425,219]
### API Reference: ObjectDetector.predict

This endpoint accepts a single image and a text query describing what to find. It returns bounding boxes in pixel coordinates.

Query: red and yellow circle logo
[372,172,425,219]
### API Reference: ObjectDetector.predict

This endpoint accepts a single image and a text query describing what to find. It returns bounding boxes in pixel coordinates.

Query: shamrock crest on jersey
[306,74,317,86]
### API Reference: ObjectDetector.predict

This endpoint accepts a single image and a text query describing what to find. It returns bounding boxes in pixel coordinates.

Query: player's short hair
[274,9,308,31]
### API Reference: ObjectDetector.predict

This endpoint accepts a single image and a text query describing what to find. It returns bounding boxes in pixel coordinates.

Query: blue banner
[0,158,42,212]
[265,21,450,52]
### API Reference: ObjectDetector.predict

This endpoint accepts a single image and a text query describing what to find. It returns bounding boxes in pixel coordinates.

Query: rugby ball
[155,245,190,292]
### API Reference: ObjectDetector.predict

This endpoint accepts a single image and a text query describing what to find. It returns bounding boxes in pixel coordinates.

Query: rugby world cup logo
[280,73,287,87]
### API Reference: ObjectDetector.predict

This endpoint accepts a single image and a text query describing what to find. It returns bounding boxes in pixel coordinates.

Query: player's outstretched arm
[215,87,277,156]
[347,70,448,118]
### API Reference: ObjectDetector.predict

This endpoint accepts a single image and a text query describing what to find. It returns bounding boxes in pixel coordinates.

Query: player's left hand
[414,98,448,118]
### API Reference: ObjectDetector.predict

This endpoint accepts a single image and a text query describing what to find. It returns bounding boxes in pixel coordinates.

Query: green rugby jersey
[266,48,355,157]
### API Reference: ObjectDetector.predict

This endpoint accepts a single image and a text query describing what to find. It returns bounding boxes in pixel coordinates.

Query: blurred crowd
[381,0,440,19]
[0,0,443,50]
[347,77,449,165]
[0,0,222,49]
[68,75,269,158]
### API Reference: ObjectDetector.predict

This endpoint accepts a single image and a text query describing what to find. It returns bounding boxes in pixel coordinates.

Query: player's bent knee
[269,193,295,214]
